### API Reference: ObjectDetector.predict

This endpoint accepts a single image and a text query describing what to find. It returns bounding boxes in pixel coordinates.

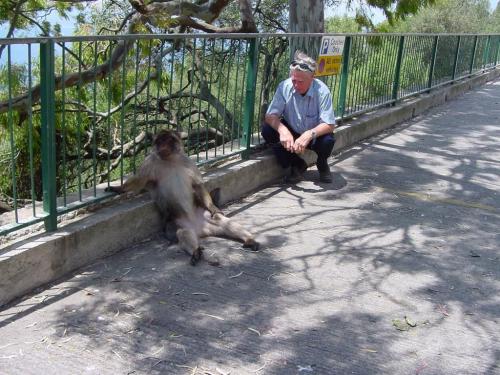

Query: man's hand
[278,127,295,152]
[292,130,313,154]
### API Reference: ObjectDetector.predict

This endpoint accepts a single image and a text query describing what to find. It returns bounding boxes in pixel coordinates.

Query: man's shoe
[285,166,304,184]
[318,167,333,183]
[285,159,308,184]
[295,158,308,175]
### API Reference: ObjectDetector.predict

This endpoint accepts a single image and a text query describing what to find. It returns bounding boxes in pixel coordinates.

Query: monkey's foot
[207,258,221,267]
[104,186,123,194]
[243,239,260,251]
[190,247,204,266]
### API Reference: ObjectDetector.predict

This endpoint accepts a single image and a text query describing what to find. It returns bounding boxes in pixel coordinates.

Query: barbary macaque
[106,130,259,265]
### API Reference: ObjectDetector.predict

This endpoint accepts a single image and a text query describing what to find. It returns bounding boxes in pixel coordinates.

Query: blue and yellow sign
[316,36,345,77]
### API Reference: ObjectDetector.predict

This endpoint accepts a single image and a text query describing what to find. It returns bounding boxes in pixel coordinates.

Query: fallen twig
[112,350,123,360]
[200,313,225,321]
[246,362,267,373]
[151,345,164,356]
[247,327,261,336]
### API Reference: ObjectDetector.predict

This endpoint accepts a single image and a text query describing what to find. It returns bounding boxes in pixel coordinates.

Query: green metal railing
[0,33,499,236]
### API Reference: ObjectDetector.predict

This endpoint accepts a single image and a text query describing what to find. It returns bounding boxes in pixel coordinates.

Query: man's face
[290,69,314,95]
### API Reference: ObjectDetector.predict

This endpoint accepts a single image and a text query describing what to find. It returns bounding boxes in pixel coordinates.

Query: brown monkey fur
[106,130,259,265]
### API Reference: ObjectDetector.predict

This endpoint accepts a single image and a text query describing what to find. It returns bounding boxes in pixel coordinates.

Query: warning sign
[316,36,345,77]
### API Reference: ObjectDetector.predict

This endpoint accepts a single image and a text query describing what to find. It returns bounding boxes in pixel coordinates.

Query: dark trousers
[261,122,335,171]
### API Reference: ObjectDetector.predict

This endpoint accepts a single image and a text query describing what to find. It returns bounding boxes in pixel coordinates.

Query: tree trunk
[288,0,324,59]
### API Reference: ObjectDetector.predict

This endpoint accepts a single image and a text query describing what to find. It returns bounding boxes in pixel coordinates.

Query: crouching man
[262,50,336,183]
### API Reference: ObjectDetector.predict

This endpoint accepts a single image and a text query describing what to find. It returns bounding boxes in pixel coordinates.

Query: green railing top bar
[0,32,499,237]
[2,32,500,45]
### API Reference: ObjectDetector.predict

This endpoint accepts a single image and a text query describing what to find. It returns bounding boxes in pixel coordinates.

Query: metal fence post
[337,36,351,119]
[495,35,500,67]
[469,35,478,75]
[451,35,461,80]
[392,35,405,103]
[496,36,500,66]
[428,35,438,89]
[242,37,258,159]
[40,39,57,231]
[482,35,491,69]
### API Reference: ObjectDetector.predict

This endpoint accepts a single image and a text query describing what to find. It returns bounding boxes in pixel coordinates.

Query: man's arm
[293,82,336,154]
[292,122,335,154]
[265,113,295,152]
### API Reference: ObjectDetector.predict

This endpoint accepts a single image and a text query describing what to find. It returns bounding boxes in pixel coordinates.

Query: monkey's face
[154,130,182,160]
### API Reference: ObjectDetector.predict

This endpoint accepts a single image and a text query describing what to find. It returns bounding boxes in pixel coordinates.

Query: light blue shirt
[266,78,336,134]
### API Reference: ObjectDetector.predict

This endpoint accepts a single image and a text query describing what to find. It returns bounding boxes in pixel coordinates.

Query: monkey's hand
[208,204,223,218]
[105,185,125,194]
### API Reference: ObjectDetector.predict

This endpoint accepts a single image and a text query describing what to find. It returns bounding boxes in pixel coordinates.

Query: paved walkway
[1,81,499,375]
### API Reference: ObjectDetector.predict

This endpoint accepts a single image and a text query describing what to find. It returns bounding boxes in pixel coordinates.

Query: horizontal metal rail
[2,32,499,45]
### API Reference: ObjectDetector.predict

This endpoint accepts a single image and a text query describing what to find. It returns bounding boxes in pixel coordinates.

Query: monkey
[105,129,259,265]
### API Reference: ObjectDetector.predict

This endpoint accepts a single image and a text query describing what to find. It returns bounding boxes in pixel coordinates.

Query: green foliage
[385,0,493,33]
[84,0,133,35]
[0,110,43,200]
[487,3,500,32]
[354,0,436,29]
[0,0,79,37]
[218,0,288,32]
[0,64,29,100]
[344,36,399,106]
[325,16,361,33]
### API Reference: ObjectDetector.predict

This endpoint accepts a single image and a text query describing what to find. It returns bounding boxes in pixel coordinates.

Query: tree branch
[136,0,257,33]
[0,0,28,59]
[0,14,142,116]
[54,0,98,2]
[157,43,240,132]
[19,12,88,68]
[96,130,150,182]
[255,7,287,32]
[98,11,135,34]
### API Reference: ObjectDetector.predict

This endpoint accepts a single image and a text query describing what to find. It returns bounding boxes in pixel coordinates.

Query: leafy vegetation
[378,0,497,33]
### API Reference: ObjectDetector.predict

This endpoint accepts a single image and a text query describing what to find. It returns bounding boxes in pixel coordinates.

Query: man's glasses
[290,60,315,73]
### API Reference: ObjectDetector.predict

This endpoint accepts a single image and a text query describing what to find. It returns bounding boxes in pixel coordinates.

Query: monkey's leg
[203,213,260,251]
[209,188,221,207]
[177,228,203,265]
[164,221,178,244]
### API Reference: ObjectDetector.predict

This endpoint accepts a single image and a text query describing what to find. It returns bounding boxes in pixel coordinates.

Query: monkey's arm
[106,175,149,195]
[193,182,222,216]
[185,156,222,216]
[106,156,156,195]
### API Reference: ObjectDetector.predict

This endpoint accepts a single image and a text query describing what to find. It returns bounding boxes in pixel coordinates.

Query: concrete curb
[1,69,499,308]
